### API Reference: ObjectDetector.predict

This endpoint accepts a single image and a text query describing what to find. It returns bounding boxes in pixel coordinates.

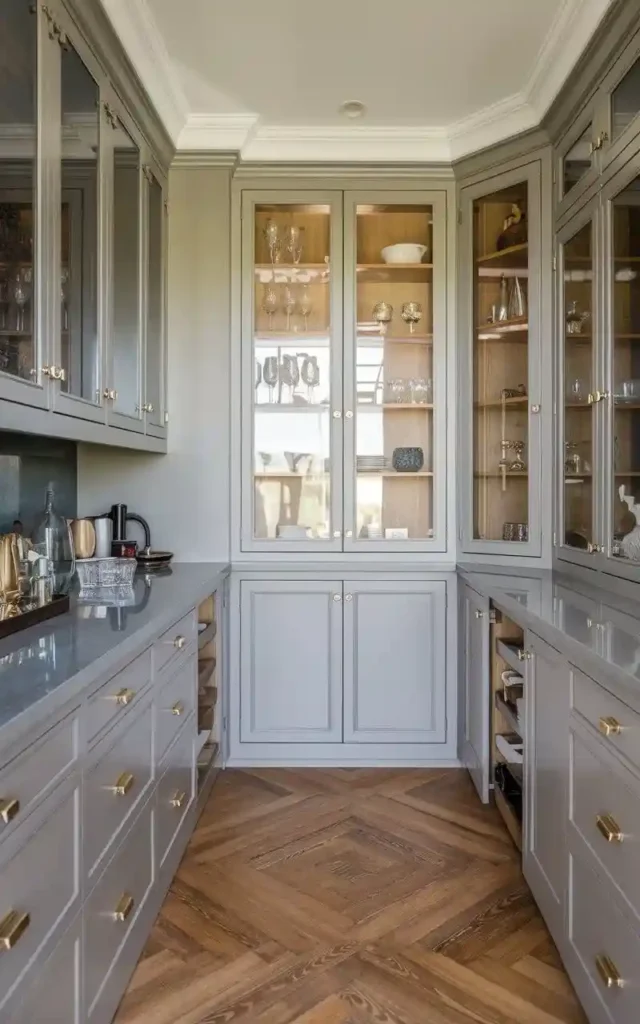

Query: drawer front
[0,712,79,841]
[155,655,197,767]
[84,701,153,880]
[8,915,81,1024]
[154,610,197,677]
[85,649,152,746]
[85,798,154,1016]
[571,724,640,921]
[573,669,640,773]
[570,849,640,1024]
[0,787,79,1009]
[156,722,195,868]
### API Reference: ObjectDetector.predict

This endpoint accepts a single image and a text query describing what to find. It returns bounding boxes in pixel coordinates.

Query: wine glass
[283,286,296,332]
[372,301,393,335]
[301,354,320,402]
[13,268,31,332]
[280,353,300,402]
[401,301,422,335]
[284,225,304,265]
[263,356,279,403]
[255,358,262,392]
[261,286,278,331]
[0,276,8,330]
[263,220,281,265]
[299,286,312,331]
[60,267,69,332]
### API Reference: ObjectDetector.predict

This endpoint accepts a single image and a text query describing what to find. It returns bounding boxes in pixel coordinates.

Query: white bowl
[381,243,428,265]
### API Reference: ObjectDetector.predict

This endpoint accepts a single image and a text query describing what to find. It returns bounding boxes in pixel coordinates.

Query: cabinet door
[343,191,447,552]
[523,632,569,946]
[459,584,491,803]
[459,162,542,556]
[555,106,602,224]
[143,161,166,437]
[557,200,605,569]
[241,191,343,552]
[343,579,446,743]
[0,3,53,410]
[240,580,343,742]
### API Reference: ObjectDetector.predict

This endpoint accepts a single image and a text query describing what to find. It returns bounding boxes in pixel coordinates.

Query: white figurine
[619,485,640,561]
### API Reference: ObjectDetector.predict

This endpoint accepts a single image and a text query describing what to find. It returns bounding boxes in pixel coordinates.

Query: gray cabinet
[343,579,446,743]
[239,579,343,742]
[523,631,569,947]
[459,583,491,803]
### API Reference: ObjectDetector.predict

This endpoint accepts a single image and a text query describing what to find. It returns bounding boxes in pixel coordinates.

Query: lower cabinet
[7,914,82,1024]
[235,575,451,758]
[459,582,491,803]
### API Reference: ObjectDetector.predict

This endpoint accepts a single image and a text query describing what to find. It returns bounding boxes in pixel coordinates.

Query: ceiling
[100,0,616,162]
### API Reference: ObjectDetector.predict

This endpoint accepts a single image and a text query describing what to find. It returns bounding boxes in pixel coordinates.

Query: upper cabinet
[0,0,168,450]
[459,161,543,557]
[239,186,449,555]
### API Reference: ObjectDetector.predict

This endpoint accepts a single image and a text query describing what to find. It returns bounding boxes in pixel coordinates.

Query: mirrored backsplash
[0,432,77,536]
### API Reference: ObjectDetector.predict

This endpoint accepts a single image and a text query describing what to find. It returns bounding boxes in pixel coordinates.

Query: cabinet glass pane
[563,124,593,198]
[146,171,163,418]
[60,42,99,402]
[112,121,140,418]
[354,204,433,541]
[612,57,640,142]
[563,220,594,551]
[473,183,529,543]
[0,2,37,383]
[611,178,640,562]
[253,204,332,541]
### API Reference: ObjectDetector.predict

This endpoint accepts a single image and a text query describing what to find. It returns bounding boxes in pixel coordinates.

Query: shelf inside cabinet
[495,692,522,736]
[476,318,528,337]
[254,404,330,412]
[474,471,528,479]
[474,396,528,409]
[496,637,525,673]
[372,403,434,411]
[198,620,217,650]
[494,781,523,850]
[476,243,528,268]
[357,470,433,478]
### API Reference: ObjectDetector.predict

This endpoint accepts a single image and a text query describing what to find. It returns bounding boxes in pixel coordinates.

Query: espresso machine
[99,504,173,569]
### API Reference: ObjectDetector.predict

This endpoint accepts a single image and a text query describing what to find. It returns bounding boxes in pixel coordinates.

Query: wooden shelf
[357,262,433,270]
[358,470,433,478]
[475,471,528,479]
[496,638,525,672]
[494,784,522,851]
[476,318,528,336]
[474,396,528,408]
[198,657,216,690]
[197,620,217,650]
[495,693,521,736]
[254,332,330,343]
[377,403,434,410]
[476,243,528,268]
[254,404,329,412]
[255,471,320,478]
[255,263,328,271]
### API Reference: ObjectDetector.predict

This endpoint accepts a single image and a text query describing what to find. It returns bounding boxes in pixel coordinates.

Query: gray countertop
[0,562,230,756]
[458,563,640,712]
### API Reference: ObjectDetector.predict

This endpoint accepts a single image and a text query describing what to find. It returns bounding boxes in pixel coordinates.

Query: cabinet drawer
[8,914,81,1024]
[569,849,640,1024]
[0,787,79,1010]
[85,798,154,1017]
[0,712,79,840]
[572,669,640,772]
[155,655,197,767]
[85,649,152,746]
[84,700,153,881]
[154,610,197,677]
[156,722,194,868]
[571,724,640,921]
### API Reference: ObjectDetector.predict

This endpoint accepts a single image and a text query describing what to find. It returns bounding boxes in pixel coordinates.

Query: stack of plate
[356,455,387,473]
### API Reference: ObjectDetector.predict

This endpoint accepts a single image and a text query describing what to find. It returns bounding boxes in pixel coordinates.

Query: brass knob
[345,410,354,419]
[596,813,623,843]
[142,402,154,413]
[107,772,135,797]
[0,910,30,950]
[332,410,342,419]
[517,648,531,661]
[345,594,353,602]
[173,635,186,650]
[113,893,135,923]
[170,791,187,809]
[474,609,484,619]
[0,798,20,825]
[102,388,117,401]
[333,594,342,602]
[587,542,602,554]
[110,688,135,707]
[595,954,623,989]
[171,701,184,716]
[599,716,622,737]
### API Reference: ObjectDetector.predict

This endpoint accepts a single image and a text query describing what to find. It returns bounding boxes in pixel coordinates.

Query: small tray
[0,594,70,640]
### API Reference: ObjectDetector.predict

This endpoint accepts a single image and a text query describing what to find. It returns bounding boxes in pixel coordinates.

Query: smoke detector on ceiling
[340,100,366,119]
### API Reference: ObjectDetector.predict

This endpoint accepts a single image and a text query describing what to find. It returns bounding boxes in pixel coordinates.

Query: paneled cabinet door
[240,580,343,742]
[523,631,570,947]
[342,579,446,743]
[143,162,167,437]
[459,584,491,803]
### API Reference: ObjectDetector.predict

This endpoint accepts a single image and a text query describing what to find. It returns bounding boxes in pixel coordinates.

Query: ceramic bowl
[381,243,428,265]
[392,447,424,473]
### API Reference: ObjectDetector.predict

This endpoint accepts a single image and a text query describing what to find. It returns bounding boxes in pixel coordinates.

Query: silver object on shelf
[75,557,137,590]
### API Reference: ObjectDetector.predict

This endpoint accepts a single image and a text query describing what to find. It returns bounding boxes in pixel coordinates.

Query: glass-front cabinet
[460,164,542,556]
[240,189,447,553]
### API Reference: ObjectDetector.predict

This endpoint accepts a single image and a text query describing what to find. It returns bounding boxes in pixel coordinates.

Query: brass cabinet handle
[142,403,154,414]
[107,772,135,797]
[102,388,117,401]
[596,813,623,843]
[170,791,187,809]
[109,688,136,707]
[517,648,531,661]
[588,390,610,404]
[599,716,622,737]
[173,635,186,650]
[113,893,135,923]
[474,609,484,619]
[595,953,623,989]
[42,364,66,381]
[0,798,20,826]
[0,910,30,950]
[587,542,603,554]
[171,701,184,716]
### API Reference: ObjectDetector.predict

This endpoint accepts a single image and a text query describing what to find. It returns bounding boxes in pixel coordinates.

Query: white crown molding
[241,125,451,164]
[447,93,539,162]
[98,0,188,142]
[177,113,260,151]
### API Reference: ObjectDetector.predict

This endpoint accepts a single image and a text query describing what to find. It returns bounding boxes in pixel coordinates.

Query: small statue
[618,485,640,561]
[497,203,527,251]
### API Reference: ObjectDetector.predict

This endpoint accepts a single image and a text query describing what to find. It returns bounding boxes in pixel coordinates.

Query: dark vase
[392,447,424,473]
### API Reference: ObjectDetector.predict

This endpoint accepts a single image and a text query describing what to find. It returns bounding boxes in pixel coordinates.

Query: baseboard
[225,757,463,768]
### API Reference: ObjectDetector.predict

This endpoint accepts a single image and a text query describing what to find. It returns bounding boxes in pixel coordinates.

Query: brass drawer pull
[596,813,623,843]
[595,954,623,989]
[0,798,20,825]
[170,791,187,809]
[599,716,622,737]
[0,910,30,950]
[107,772,135,797]
[113,893,135,923]
[110,688,136,707]
[171,702,185,716]
[173,635,186,650]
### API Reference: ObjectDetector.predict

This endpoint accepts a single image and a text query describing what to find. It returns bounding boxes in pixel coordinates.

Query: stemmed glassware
[283,286,296,332]
[13,268,31,332]
[298,286,312,331]
[263,356,279,403]
[263,220,281,265]
[280,353,299,402]
[255,359,262,393]
[262,286,278,331]
[372,301,393,335]
[301,354,320,402]
[401,301,423,335]
[284,225,304,265]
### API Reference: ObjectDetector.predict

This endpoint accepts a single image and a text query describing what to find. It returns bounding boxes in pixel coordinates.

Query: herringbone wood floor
[114,769,587,1024]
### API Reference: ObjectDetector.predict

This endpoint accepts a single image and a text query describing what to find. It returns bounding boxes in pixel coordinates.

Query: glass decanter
[32,484,75,595]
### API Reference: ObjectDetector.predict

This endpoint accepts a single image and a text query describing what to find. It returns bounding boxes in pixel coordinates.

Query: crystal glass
[301,354,320,402]
[32,485,75,595]
[262,286,278,330]
[284,225,304,265]
[372,301,393,335]
[283,286,296,332]
[263,220,281,264]
[280,353,300,402]
[299,286,312,330]
[401,301,422,334]
[263,356,279,403]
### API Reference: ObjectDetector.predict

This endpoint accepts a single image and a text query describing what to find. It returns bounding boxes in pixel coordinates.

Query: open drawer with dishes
[491,608,525,849]
[196,593,222,797]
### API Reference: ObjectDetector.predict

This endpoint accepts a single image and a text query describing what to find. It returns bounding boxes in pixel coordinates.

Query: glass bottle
[32,484,75,595]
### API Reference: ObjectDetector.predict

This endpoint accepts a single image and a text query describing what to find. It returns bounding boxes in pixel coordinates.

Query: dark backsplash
[0,432,77,537]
